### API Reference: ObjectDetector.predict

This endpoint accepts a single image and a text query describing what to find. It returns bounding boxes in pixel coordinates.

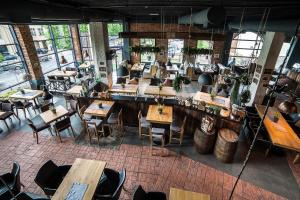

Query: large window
[107,23,123,70]
[275,42,290,70]
[29,25,76,74]
[229,32,263,66]
[140,38,155,63]
[168,39,184,64]
[0,25,28,91]
[196,40,213,65]
[79,24,93,62]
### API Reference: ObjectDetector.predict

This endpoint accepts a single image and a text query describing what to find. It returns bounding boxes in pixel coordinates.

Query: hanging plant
[173,75,183,92]
[181,47,211,55]
[240,90,251,105]
[130,46,161,54]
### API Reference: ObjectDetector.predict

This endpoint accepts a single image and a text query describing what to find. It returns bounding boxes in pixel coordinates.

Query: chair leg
[293,153,300,164]
[23,108,27,118]
[70,126,76,138]
[55,129,62,143]
[35,132,39,144]
[48,127,54,136]
[3,120,9,130]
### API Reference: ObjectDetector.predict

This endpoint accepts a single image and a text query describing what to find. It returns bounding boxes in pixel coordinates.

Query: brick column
[130,38,140,63]
[70,24,83,63]
[13,25,43,89]
[212,40,225,64]
[156,39,168,63]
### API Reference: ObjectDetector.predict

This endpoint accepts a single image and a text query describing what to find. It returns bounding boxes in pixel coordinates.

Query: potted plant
[98,102,103,108]
[50,105,56,114]
[121,82,125,88]
[173,75,182,92]
[240,90,251,106]
[210,91,216,100]
[157,104,163,114]
[272,112,280,123]
[158,83,163,91]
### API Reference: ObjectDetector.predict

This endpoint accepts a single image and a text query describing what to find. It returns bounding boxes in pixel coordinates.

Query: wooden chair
[63,94,74,109]
[78,105,91,121]
[40,103,54,113]
[169,116,187,145]
[53,117,75,142]
[107,108,123,137]
[149,125,166,156]
[12,100,36,119]
[84,119,104,145]
[150,65,158,77]
[138,110,150,139]
[27,118,53,144]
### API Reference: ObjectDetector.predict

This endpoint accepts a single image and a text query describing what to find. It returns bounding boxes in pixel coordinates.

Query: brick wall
[70,24,83,63]
[13,25,43,82]
[128,23,225,64]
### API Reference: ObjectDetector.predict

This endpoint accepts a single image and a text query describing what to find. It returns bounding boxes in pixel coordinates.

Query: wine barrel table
[214,128,239,163]
[194,128,216,154]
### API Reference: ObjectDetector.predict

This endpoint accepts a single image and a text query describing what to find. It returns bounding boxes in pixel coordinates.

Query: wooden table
[84,100,115,118]
[40,105,69,124]
[166,65,179,73]
[193,91,231,109]
[146,105,173,125]
[169,188,210,200]
[66,85,83,96]
[255,105,300,153]
[9,89,43,107]
[51,70,77,77]
[144,86,176,97]
[108,84,138,95]
[52,158,106,200]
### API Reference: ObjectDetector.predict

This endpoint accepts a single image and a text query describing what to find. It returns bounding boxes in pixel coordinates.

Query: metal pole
[229,19,300,199]
[0,177,16,200]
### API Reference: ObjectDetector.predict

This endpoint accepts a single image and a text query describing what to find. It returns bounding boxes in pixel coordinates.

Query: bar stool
[169,116,187,145]
[107,109,123,137]
[138,110,150,139]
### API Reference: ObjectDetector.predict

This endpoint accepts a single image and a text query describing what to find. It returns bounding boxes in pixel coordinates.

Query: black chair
[94,168,126,200]
[40,103,54,113]
[0,162,21,200]
[27,118,53,144]
[53,117,75,142]
[68,100,78,117]
[116,77,126,84]
[63,94,74,109]
[132,185,166,200]
[34,160,71,197]
[12,100,36,119]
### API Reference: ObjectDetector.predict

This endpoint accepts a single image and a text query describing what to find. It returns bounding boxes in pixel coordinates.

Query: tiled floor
[0,130,288,200]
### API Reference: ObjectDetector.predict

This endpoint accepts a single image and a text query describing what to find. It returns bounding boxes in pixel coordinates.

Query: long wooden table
[144,86,176,97]
[169,188,210,200]
[52,158,106,200]
[84,100,115,118]
[255,105,300,153]
[40,105,69,124]
[108,84,138,95]
[193,91,230,109]
[9,89,43,107]
[146,105,173,125]
[66,85,83,96]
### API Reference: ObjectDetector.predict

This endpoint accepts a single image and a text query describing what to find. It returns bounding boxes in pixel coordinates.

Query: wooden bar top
[66,85,83,96]
[108,84,138,94]
[146,105,173,124]
[256,105,300,152]
[169,188,210,200]
[40,105,68,124]
[52,158,106,200]
[144,86,176,97]
[84,100,115,118]
[193,91,230,109]
[9,89,43,100]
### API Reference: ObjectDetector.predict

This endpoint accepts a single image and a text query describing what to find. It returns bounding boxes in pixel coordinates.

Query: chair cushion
[151,128,165,134]
[0,111,13,120]
[107,113,118,124]
[140,117,150,127]
[35,122,50,132]
[87,119,103,128]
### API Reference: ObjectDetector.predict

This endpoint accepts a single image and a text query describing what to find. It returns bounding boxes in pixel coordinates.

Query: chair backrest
[69,100,78,112]
[116,77,126,84]
[64,94,74,101]
[48,76,56,81]
[34,160,58,190]
[40,103,53,113]
[79,105,87,119]
[54,117,71,132]
[118,109,123,126]
[11,161,21,192]
[13,101,24,107]
[112,169,126,199]
[138,110,142,121]
[132,185,147,200]
[1,102,13,111]
[26,119,37,132]
[56,77,65,81]
[200,85,212,93]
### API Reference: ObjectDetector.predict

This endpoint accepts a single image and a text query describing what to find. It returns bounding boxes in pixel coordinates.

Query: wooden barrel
[214,128,239,163]
[194,128,216,154]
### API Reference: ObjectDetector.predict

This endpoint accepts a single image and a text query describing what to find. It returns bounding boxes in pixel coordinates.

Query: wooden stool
[194,128,216,154]
[214,128,239,163]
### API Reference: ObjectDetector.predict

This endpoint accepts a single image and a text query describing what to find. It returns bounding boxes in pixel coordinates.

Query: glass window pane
[0,25,15,45]
[82,48,93,61]
[141,53,155,62]
[55,38,72,51]
[40,54,58,74]
[58,50,74,65]
[0,62,27,91]
[0,44,22,65]
[80,37,91,48]
[51,25,71,38]
[197,40,213,49]
[140,38,155,46]
[79,24,90,36]
[230,49,260,57]
[35,40,54,55]
[196,55,212,65]
[229,56,254,66]
[168,39,184,63]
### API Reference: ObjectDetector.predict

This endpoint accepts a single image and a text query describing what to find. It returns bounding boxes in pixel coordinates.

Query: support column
[284,36,300,69]
[70,24,83,63]
[249,32,285,105]
[130,38,140,63]
[14,25,43,89]
[90,22,113,87]
[156,38,168,63]
[221,31,233,65]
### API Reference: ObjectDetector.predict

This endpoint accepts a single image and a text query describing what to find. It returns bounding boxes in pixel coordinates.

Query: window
[78,24,93,62]
[107,23,123,70]
[30,28,36,36]
[168,39,184,63]
[196,40,213,65]
[275,42,290,70]
[0,25,29,91]
[30,25,76,74]
[140,38,155,63]
[229,32,263,66]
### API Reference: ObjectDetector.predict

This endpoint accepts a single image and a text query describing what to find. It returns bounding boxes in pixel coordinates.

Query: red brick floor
[0,131,287,200]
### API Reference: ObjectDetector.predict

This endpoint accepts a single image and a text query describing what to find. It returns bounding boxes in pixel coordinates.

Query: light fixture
[198,73,213,85]
[149,13,159,16]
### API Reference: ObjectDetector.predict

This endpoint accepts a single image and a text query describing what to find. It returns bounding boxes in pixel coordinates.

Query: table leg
[265,144,272,157]
[33,98,40,110]
[293,153,300,164]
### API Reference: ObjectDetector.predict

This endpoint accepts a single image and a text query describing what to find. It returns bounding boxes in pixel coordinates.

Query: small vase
[272,116,279,123]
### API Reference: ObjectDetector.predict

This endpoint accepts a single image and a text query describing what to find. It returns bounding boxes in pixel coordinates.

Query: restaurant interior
[0,0,300,200]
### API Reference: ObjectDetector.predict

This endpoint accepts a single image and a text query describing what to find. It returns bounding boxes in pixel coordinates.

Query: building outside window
[140,38,155,63]
[168,39,184,64]
[29,25,76,74]
[78,24,93,62]
[107,23,123,70]
[0,25,29,92]
[196,40,213,65]
[229,32,263,66]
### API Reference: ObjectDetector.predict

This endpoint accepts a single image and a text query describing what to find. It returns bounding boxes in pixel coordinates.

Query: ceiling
[1,0,300,32]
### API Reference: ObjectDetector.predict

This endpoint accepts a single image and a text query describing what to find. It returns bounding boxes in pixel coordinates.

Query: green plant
[230,79,241,105]
[240,90,251,104]
[0,90,18,101]
[107,23,123,36]
[181,47,211,55]
[130,46,161,54]
[173,75,182,92]
[0,53,4,62]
